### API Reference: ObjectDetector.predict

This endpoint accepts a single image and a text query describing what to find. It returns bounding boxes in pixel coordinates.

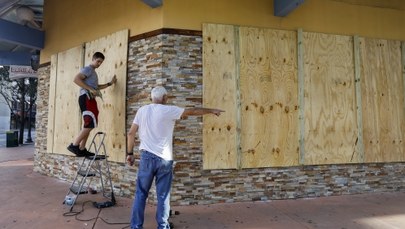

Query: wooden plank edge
[354,35,365,162]
[129,28,202,42]
[297,28,305,165]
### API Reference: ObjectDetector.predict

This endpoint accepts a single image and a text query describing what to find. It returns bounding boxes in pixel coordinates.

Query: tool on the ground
[63,132,115,212]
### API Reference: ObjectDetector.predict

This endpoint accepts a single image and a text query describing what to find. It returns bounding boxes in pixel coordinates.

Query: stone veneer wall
[34,31,405,206]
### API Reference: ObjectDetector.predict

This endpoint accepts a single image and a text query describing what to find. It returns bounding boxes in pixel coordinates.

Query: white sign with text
[9,65,37,79]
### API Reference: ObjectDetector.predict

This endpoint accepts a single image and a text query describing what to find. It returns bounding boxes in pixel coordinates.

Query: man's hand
[126,155,134,166]
[87,88,98,98]
[110,75,117,85]
[182,108,225,118]
[211,109,225,116]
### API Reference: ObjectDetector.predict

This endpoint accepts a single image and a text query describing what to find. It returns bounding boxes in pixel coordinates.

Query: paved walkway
[1,144,405,229]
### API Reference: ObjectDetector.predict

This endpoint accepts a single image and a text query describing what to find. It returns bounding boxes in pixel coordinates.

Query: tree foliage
[0,66,18,115]
[0,66,38,144]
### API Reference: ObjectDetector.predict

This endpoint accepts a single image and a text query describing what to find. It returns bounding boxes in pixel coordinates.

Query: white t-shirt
[133,104,185,160]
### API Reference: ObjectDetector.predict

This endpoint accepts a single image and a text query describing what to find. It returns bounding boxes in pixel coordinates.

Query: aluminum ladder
[63,132,116,212]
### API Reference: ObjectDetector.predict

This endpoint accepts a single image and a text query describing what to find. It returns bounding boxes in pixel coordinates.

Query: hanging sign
[9,65,37,79]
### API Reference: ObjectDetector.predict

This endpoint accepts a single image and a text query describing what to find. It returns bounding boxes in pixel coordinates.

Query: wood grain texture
[85,29,129,162]
[360,38,405,162]
[239,27,299,168]
[193,23,405,168]
[303,32,358,165]
[52,46,84,155]
[202,23,239,169]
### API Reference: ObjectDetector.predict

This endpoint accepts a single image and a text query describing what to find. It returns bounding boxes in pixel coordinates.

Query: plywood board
[53,46,84,155]
[359,38,405,162]
[84,29,128,162]
[239,27,299,168]
[297,29,306,164]
[353,36,365,162]
[303,32,359,165]
[202,23,239,169]
[46,54,58,153]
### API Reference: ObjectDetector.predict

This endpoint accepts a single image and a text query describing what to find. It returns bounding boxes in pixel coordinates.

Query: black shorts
[78,94,99,128]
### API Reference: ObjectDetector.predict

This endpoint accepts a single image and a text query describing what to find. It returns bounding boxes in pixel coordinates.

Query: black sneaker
[67,143,85,157]
[80,148,95,157]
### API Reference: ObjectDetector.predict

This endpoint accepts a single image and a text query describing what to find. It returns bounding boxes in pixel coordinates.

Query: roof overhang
[0,51,32,65]
[0,18,44,49]
[0,18,43,66]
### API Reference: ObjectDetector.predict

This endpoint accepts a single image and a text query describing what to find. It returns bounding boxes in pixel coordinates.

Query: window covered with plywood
[203,23,405,169]
[46,30,128,163]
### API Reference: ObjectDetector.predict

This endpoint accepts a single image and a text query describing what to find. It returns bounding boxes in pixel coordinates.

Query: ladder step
[78,170,96,177]
[70,186,88,195]
[86,155,106,160]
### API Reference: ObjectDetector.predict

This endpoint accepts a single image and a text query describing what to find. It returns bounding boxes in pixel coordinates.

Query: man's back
[134,104,184,160]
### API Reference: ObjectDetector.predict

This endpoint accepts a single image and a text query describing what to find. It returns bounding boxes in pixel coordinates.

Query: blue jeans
[130,151,173,229]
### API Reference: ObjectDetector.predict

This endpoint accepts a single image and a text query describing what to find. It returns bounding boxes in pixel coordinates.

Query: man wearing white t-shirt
[126,86,224,229]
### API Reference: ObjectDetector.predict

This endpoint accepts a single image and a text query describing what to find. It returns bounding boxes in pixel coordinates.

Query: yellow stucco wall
[41,0,405,64]
[163,0,405,39]
[41,0,163,63]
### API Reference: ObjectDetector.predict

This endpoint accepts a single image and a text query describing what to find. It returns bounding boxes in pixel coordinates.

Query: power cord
[62,200,91,217]
[63,202,177,229]
[63,201,130,228]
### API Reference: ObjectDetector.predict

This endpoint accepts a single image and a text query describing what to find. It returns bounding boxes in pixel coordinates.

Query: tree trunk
[18,79,26,145]
[19,116,25,144]
[26,96,33,143]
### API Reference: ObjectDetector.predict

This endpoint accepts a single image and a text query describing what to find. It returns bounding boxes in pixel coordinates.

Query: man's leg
[67,127,92,156]
[155,159,173,229]
[73,127,92,150]
[131,152,155,229]
[68,94,98,156]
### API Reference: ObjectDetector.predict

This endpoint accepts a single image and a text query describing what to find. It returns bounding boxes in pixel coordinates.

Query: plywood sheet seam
[297,28,305,164]
[353,35,365,162]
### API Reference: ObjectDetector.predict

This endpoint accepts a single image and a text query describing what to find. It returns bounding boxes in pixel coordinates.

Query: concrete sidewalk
[1,144,405,229]
[0,130,36,148]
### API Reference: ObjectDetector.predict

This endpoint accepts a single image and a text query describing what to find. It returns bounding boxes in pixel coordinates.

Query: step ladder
[63,132,116,212]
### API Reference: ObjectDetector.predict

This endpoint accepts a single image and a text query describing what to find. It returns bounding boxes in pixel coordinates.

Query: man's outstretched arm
[181,108,224,118]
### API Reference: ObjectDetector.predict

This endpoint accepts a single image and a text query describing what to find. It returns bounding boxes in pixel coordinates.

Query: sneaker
[67,143,85,157]
[80,148,95,157]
